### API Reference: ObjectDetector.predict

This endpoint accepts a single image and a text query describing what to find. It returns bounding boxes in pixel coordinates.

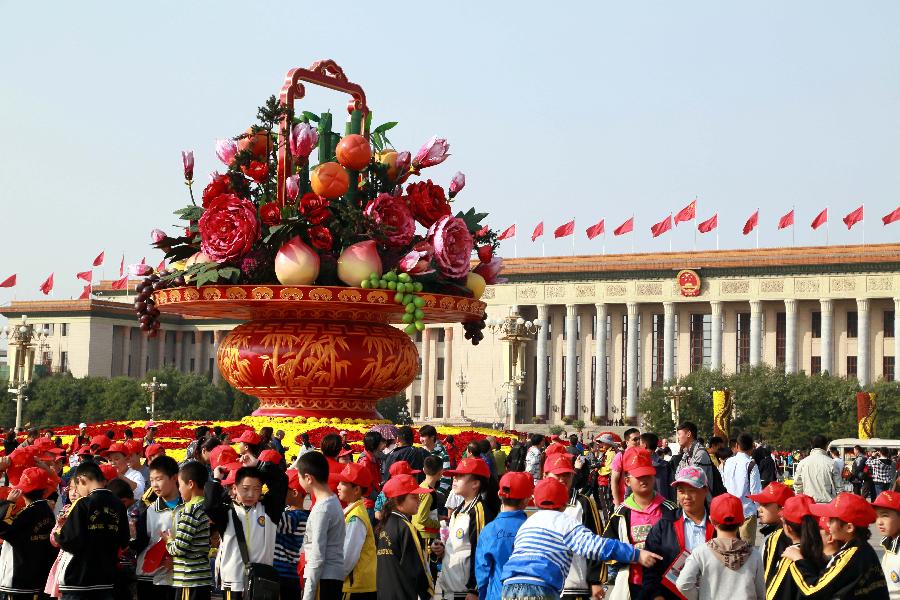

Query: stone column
[663,302,675,381]
[419,328,431,419]
[750,300,763,367]
[194,332,204,374]
[443,327,453,420]
[594,303,608,419]
[534,305,549,420]
[895,299,900,382]
[212,331,223,384]
[710,301,723,371]
[785,299,798,373]
[857,298,870,385]
[821,299,834,374]
[626,302,639,421]
[564,304,578,419]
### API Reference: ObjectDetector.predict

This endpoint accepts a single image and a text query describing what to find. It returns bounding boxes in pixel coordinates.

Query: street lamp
[2,315,49,429]
[141,376,168,420]
[486,311,541,429]
[663,383,693,427]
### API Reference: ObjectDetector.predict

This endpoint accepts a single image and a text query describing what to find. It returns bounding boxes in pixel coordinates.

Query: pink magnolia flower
[181,150,194,181]
[285,175,300,201]
[398,241,435,275]
[150,229,167,244]
[363,193,415,248]
[449,171,465,197]
[128,263,153,277]
[289,123,318,158]
[413,136,450,169]
[427,215,474,280]
[215,139,238,165]
[474,257,506,285]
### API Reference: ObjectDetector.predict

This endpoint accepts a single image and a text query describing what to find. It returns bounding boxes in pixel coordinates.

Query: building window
[413,395,422,416]
[775,312,786,367]
[811,356,821,375]
[60,351,68,372]
[811,312,821,338]
[651,314,664,385]
[437,328,446,343]
[736,313,751,371]
[435,395,444,418]
[847,311,858,338]
[61,323,69,337]
[689,314,711,373]
[847,356,857,378]
[883,356,895,382]
[436,357,445,380]
[885,311,895,338]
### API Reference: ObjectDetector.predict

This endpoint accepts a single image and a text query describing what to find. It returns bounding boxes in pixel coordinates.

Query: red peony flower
[259,202,281,226]
[405,180,450,228]
[308,225,333,251]
[202,173,232,207]
[241,160,269,183]
[364,193,415,248]
[198,194,260,262]
[427,215,474,280]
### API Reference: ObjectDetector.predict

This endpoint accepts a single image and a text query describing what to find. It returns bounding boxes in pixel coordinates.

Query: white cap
[78,423,87,429]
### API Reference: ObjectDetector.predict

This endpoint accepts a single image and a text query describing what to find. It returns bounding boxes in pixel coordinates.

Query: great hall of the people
[2,243,898,426]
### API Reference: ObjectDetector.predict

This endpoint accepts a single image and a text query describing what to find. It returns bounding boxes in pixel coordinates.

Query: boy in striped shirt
[164,461,212,600]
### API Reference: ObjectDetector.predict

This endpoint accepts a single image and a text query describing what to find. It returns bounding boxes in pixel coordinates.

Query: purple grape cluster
[463,311,487,346]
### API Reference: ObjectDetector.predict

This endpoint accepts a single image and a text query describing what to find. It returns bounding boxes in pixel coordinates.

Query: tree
[377,393,412,425]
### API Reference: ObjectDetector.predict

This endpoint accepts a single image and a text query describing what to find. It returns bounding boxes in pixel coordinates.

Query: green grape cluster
[360,270,425,335]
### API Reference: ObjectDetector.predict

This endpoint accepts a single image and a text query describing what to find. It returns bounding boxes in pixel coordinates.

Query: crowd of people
[0,419,898,600]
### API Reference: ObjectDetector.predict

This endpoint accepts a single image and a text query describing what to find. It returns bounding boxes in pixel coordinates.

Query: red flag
[554,220,575,238]
[811,208,828,230]
[613,217,634,236]
[843,205,864,229]
[76,270,92,282]
[497,224,516,240]
[531,222,544,242]
[92,251,105,267]
[586,220,605,240]
[697,214,718,233]
[119,255,125,277]
[778,210,794,230]
[39,273,54,296]
[0,274,15,288]
[674,200,696,224]
[78,284,91,300]
[742,211,759,235]
[883,206,900,225]
[110,275,129,290]
[650,215,673,238]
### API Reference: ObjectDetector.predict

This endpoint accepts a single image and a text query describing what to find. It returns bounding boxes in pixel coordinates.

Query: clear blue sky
[1,1,899,306]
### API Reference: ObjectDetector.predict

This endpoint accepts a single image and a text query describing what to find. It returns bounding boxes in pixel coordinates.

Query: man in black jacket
[57,461,130,600]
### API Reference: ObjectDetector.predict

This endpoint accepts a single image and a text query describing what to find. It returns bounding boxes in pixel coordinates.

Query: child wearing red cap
[781,492,889,599]
[675,493,765,599]
[746,481,795,587]
[336,463,377,599]
[375,474,434,600]
[274,469,308,600]
[874,491,900,599]
[0,466,56,597]
[438,457,499,600]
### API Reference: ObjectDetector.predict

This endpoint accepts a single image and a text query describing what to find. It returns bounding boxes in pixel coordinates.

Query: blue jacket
[474,510,527,600]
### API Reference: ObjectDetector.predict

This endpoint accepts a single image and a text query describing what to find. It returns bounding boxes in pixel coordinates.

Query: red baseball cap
[533,477,569,510]
[90,435,112,450]
[105,443,128,457]
[874,491,900,513]
[99,463,119,481]
[498,471,534,500]
[258,449,282,464]
[810,492,877,527]
[388,461,422,476]
[208,445,240,469]
[382,474,431,498]
[444,457,491,479]
[748,481,795,507]
[543,453,575,475]
[782,495,815,523]
[623,447,656,478]
[144,443,166,459]
[337,463,373,490]
[15,467,53,495]
[236,430,261,445]
[710,493,744,525]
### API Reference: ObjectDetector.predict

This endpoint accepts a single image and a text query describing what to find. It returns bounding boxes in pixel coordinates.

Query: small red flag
[778,210,794,230]
[697,214,718,233]
[119,254,125,277]
[674,200,696,224]
[811,208,828,230]
[78,284,91,300]
[0,274,15,288]
[39,273,54,296]
[843,205,864,229]
[92,251,105,267]
[743,210,759,235]
[497,224,516,240]
[531,222,544,242]
[586,220,605,240]
[110,275,129,290]
[883,206,900,225]
[76,270,92,282]
[554,220,575,238]
[613,217,634,236]
[651,215,673,238]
